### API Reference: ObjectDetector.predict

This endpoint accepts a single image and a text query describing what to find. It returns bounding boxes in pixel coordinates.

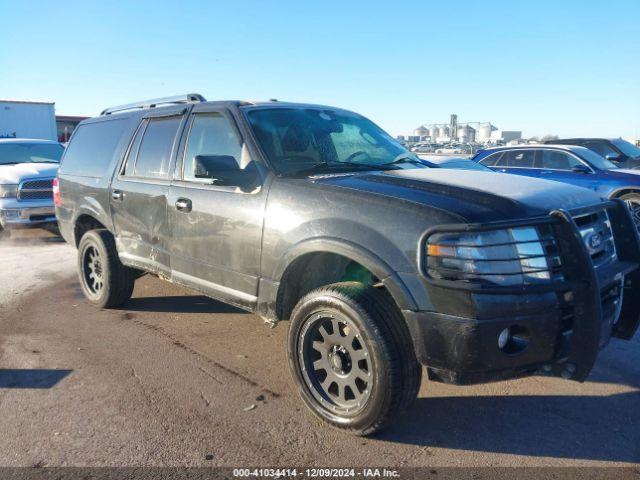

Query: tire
[619,193,640,233]
[287,281,421,435]
[77,229,136,308]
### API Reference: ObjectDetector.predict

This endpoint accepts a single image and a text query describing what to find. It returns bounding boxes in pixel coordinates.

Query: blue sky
[1,0,639,139]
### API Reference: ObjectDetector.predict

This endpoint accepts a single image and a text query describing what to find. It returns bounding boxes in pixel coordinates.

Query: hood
[606,168,640,180]
[0,163,59,184]
[312,168,606,223]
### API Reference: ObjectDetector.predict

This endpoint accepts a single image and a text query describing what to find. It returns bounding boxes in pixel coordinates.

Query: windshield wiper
[284,161,394,177]
[385,153,434,167]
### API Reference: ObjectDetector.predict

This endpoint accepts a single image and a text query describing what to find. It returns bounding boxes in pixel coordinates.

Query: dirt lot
[0,229,639,467]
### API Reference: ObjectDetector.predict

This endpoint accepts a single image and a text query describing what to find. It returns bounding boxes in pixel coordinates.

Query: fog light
[1,210,20,219]
[498,328,511,349]
[498,325,530,354]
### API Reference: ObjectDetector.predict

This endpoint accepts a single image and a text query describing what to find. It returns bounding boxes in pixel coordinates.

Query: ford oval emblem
[589,233,602,250]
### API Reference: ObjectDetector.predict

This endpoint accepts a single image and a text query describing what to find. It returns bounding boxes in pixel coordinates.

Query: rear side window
[503,150,535,168]
[60,119,127,177]
[124,116,182,179]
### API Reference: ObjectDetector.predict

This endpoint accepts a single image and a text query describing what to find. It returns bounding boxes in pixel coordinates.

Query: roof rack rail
[100,93,206,116]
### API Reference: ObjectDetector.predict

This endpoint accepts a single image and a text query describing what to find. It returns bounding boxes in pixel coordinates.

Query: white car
[411,143,439,153]
[435,144,472,155]
[0,138,64,234]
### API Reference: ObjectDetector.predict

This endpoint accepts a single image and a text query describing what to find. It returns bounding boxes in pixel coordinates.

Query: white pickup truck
[0,138,64,234]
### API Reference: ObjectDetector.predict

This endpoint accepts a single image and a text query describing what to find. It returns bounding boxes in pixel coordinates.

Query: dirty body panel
[56,99,640,388]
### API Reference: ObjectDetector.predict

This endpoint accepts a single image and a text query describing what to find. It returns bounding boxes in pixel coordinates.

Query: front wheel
[287,282,421,435]
[620,193,640,234]
[77,229,136,308]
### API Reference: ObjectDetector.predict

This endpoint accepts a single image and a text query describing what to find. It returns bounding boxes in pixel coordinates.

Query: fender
[272,236,419,312]
[71,200,113,244]
[608,186,640,199]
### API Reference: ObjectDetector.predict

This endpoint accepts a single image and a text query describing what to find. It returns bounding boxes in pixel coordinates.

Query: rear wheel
[620,193,640,233]
[78,229,136,308]
[287,282,421,435]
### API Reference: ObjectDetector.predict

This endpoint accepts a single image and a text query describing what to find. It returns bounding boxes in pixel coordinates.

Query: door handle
[175,198,192,212]
[111,190,124,201]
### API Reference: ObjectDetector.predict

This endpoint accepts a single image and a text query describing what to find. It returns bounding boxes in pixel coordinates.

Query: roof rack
[100,93,206,116]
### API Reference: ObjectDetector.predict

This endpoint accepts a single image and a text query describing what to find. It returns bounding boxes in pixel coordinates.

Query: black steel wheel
[288,282,421,435]
[77,229,136,308]
[299,311,373,416]
[82,244,105,297]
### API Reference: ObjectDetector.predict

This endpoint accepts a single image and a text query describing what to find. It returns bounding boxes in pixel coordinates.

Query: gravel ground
[0,229,639,468]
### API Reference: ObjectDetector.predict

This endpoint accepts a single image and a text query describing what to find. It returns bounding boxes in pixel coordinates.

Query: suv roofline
[100,93,207,116]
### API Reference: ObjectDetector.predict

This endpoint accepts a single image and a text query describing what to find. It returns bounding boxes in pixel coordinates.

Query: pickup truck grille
[557,207,622,346]
[573,209,617,268]
[17,178,54,201]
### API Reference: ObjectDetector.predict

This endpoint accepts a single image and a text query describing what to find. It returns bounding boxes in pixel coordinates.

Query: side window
[583,141,618,158]
[539,150,581,170]
[124,120,147,177]
[183,113,243,182]
[479,152,503,166]
[503,150,535,168]
[124,116,182,179]
[60,119,128,178]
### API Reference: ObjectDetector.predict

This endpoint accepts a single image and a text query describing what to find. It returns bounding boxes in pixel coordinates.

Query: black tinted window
[130,116,182,179]
[503,150,535,167]
[539,150,580,170]
[583,141,618,158]
[60,119,127,177]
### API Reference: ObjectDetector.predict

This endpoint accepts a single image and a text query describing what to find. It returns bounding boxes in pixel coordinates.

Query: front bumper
[0,200,56,229]
[404,200,640,385]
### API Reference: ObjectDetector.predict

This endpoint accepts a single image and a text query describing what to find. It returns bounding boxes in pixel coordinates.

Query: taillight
[53,177,61,207]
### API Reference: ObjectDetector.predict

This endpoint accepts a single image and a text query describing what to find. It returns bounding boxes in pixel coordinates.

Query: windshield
[246,107,417,175]
[612,138,640,158]
[575,147,619,170]
[0,142,64,165]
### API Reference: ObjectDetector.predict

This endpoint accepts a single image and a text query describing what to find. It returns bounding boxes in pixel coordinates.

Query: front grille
[556,207,622,350]
[573,209,617,269]
[17,178,54,201]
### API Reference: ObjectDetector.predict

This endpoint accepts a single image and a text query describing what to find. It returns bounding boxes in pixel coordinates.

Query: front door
[110,107,187,276]
[167,106,267,310]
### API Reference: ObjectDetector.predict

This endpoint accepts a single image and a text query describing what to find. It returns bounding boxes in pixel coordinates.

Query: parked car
[410,142,439,153]
[473,144,640,232]
[545,138,640,169]
[435,143,472,155]
[0,138,64,234]
[56,94,640,435]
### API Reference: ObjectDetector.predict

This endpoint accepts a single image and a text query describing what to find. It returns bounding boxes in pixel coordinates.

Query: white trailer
[0,100,57,141]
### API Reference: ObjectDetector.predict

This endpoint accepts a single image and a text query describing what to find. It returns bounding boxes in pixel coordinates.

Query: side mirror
[571,164,591,174]
[194,155,256,189]
[605,153,624,163]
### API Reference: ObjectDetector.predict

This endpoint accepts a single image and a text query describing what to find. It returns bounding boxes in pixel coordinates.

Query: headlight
[426,226,559,286]
[0,184,18,199]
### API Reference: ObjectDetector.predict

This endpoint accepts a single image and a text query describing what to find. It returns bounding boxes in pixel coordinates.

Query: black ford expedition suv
[55,94,640,435]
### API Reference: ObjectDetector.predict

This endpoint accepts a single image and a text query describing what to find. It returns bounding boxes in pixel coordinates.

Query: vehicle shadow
[120,295,247,315]
[0,369,72,388]
[379,390,640,463]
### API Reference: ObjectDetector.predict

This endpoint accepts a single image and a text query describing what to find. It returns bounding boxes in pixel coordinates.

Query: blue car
[472,144,640,231]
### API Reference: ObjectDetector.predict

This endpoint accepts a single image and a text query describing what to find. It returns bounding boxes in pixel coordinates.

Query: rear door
[167,105,267,310]
[480,149,540,178]
[110,107,188,276]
